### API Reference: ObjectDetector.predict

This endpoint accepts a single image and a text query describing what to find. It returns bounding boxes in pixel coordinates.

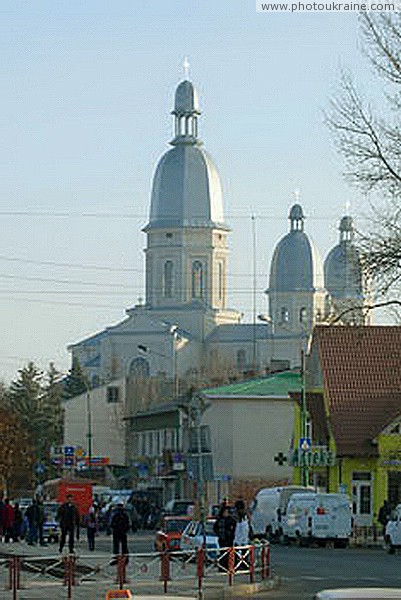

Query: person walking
[378,499,392,536]
[110,503,130,559]
[36,497,46,546]
[57,495,80,554]
[85,505,98,551]
[214,503,237,571]
[234,499,250,546]
[12,502,23,542]
[3,499,14,543]
[26,499,39,545]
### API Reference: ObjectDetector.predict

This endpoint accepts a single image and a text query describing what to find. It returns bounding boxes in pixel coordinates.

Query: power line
[0,254,140,272]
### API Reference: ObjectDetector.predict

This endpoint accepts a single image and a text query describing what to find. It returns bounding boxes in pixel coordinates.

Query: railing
[5,542,271,599]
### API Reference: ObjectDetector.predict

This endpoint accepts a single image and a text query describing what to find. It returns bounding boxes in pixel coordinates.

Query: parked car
[385,504,401,553]
[250,485,314,540]
[154,516,191,552]
[180,519,219,560]
[283,492,352,547]
[316,589,401,599]
[163,499,195,517]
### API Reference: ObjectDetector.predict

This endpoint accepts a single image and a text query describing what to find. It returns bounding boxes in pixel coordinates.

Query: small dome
[289,204,304,221]
[325,216,362,300]
[269,206,324,292]
[339,215,354,233]
[146,144,227,230]
[173,80,200,115]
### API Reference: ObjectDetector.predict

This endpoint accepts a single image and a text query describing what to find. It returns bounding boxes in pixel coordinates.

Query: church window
[163,261,174,298]
[107,386,120,403]
[218,262,224,301]
[237,349,246,372]
[316,309,322,322]
[192,261,204,298]
[281,307,290,323]
[300,307,307,323]
[129,357,150,379]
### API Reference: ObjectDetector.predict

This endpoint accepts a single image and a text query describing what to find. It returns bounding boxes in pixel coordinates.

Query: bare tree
[327,13,401,299]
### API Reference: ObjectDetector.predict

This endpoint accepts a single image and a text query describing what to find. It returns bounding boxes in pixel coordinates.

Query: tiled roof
[204,370,301,397]
[313,326,401,457]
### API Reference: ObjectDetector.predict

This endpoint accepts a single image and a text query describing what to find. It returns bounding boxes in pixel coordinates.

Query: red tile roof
[312,326,401,457]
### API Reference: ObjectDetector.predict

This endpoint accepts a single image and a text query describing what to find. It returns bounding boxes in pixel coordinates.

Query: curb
[202,576,281,599]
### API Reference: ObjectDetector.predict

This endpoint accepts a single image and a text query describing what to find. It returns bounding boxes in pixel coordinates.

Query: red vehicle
[42,479,93,519]
[154,516,191,552]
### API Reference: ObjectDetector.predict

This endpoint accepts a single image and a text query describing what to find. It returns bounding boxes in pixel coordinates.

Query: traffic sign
[299,438,312,452]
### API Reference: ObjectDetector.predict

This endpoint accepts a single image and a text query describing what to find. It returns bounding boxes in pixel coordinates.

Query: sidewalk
[0,537,274,600]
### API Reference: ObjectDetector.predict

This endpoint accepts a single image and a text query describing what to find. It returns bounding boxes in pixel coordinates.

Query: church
[68,77,368,393]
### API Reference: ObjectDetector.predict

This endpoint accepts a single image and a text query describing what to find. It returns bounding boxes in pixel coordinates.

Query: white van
[385,504,401,553]
[250,485,314,540]
[283,492,352,547]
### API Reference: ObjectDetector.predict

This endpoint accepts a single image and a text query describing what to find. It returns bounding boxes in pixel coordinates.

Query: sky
[0,1,380,384]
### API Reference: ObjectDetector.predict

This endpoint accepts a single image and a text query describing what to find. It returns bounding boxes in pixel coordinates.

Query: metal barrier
[4,542,271,599]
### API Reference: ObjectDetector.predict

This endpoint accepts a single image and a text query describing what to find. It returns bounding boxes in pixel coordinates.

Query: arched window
[237,349,246,371]
[129,357,150,379]
[163,261,174,298]
[218,262,224,301]
[192,261,204,299]
[300,307,307,324]
[281,307,290,323]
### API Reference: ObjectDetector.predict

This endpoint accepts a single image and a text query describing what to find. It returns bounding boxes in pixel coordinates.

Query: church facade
[68,77,368,394]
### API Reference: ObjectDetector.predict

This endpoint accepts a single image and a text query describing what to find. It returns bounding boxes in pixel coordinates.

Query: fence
[5,542,271,599]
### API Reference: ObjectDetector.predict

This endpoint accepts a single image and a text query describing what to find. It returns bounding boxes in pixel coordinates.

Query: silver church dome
[269,204,324,292]
[324,215,363,299]
[145,79,228,231]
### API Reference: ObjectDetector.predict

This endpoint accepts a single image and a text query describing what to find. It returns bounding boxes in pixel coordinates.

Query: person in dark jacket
[214,504,236,548]
[110,503,130,557]
[57,495,80,554]
[12,502,23,542]
[3,498,14,543]
[26,499,39,545]
[378,499,392,535]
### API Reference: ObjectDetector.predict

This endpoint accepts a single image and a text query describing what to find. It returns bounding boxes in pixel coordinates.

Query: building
[68,76,368,391]
[292,325,401,526]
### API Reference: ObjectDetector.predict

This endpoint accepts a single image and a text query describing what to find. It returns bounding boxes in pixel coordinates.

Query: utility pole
[86,385,93,472]
[300,344,309,487]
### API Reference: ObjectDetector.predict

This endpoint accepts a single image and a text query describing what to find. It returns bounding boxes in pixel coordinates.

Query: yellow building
[292,326,401,527]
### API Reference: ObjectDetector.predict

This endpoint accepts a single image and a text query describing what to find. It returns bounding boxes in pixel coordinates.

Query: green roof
[203,370,301,398]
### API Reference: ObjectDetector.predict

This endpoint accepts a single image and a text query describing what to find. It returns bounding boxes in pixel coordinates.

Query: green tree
[327,13,401,301]
[7,363,47,477]
[62,355,89,399]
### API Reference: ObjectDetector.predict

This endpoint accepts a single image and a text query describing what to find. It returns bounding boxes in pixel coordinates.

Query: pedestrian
[0,495,4,541]
[3,499,14,543]
[214,503,237,571]
[36,496,47,546]
[85,505,98,551]
[378,499,392,536]
[57,495,80,554]
[110,502,130,560]
[12,502,23,542]
[26,499,39,545]
[234,499,250,546]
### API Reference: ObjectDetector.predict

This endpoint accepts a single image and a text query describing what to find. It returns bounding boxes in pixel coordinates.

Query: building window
[281,307,290,323]
[218,262,224,301]
[129,357,150,379]
[192,261,204,299]
[237,349,246,371]
[166,233,173,239]
[163,261,174,298]
[300,307,307,323]
[107,386,120,403]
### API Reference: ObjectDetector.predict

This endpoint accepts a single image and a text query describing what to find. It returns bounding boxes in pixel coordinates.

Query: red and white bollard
[196,546,205,598]
[160,550,170,593]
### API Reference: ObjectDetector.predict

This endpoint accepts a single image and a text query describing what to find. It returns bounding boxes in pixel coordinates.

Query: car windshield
[204,521,216,535]
[165,520,188,533]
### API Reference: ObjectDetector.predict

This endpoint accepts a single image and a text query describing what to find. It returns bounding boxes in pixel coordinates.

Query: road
[16,532,401,598]
[88,532,401,598]
[267,544,401,599]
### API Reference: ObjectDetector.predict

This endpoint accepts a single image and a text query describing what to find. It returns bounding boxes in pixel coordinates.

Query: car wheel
[333,539,348,549]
